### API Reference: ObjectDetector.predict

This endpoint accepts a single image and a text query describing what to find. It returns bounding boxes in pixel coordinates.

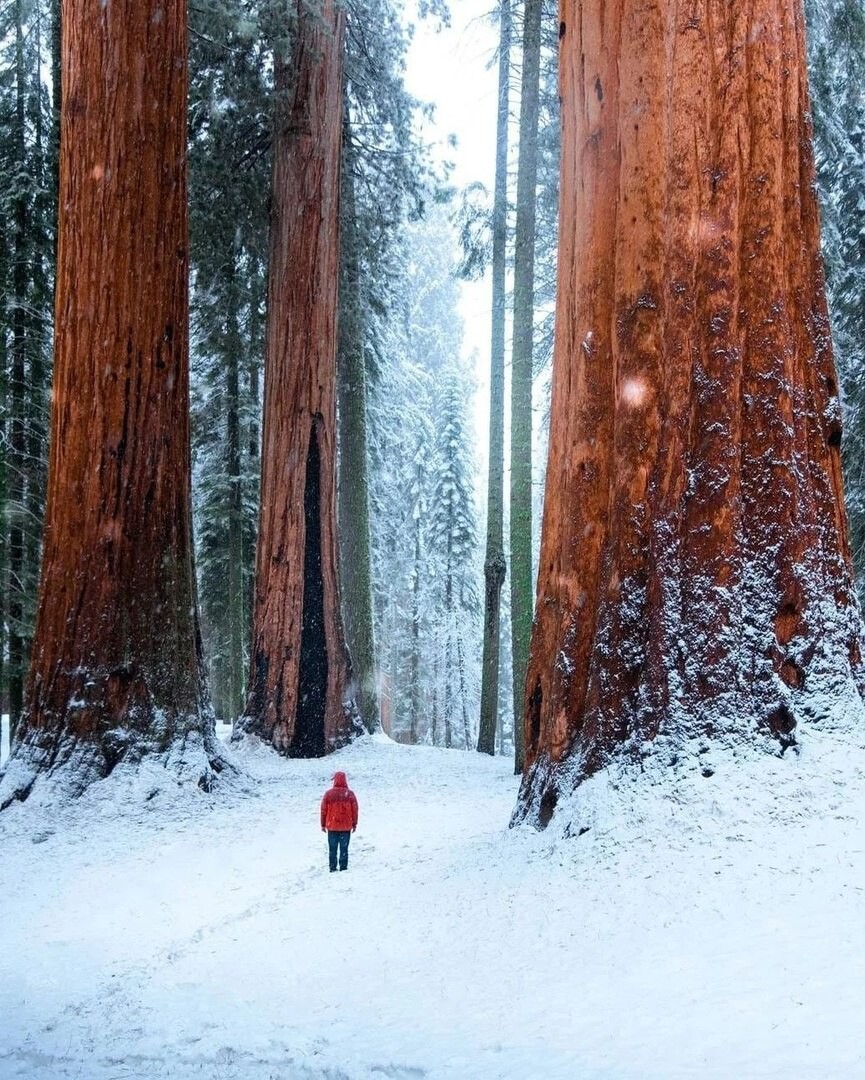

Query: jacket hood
[332,771,348,788]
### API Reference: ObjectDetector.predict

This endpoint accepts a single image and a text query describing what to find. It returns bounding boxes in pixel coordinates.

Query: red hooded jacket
[320,772,359,832]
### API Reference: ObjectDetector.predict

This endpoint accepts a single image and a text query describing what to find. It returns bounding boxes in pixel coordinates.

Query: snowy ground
[2,728,865,1079]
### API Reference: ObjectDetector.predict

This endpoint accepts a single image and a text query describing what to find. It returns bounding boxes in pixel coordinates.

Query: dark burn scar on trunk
[294,422,327,757]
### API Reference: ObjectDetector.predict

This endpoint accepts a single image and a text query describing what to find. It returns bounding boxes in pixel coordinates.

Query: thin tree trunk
[431,649,439,746]
[510,0,542,774]
[245,280,261,647]
[337,114,379,733]
[389,597,399,734]
[478,0,511,755]
[516,0,864,828]
[51,0,61,191]
[444,552,453,749]
[9,0,29,742]
[457,631,471,749]
[0,259,7,721]
[409,521,422,744]
[225,254,245,723]
[1,0,223,807]
[25,1,50,731]
[238,0,354,756]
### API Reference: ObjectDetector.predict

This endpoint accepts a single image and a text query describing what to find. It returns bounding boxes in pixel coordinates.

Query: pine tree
[429,362,482,749]
[336,0,434,734]
[367,209,482,746]
[0,0,56,739]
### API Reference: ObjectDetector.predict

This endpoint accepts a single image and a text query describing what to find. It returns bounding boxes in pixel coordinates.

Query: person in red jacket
[320,771,359,872]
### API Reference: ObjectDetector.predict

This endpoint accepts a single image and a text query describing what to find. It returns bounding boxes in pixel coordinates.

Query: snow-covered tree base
[514,663,865,830]
[231,698,365,759]
[0,718,235,812]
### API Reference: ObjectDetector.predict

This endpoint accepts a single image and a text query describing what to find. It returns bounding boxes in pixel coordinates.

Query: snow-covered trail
[2,732,865,1079]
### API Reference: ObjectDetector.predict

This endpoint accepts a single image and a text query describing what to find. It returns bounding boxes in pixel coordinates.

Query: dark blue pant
[328,830,351,871]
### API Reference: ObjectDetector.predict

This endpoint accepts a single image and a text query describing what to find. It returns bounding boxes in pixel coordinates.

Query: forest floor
[1,725,865,1079]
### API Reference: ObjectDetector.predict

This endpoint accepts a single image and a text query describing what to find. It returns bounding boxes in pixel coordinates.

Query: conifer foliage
[429,364,482,748]
[805,0,865,595]
[0,0,57,740]
[369,213,482,746]
[188,0,271,724]
[336,0,431,734]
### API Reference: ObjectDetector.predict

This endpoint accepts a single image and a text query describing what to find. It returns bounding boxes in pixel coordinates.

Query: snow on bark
[234,0,356,756]
[515,0,865,828]
[0,0,227,809]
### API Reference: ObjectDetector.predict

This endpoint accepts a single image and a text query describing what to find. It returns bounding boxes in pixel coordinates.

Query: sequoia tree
[516,0,864,826]
[236,0,355,756]
[0,0,223,806]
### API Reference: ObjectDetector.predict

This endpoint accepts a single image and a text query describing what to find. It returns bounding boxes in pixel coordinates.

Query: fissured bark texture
[516,0,863,826]
[238,0,354,756]
[2,0,221,804]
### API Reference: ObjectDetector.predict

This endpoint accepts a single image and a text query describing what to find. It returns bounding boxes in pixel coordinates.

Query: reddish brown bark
[516,0,864,826]
[0,0,222,806]
[237,0,354,756]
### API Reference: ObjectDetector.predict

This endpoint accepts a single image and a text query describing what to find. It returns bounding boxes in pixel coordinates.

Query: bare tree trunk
[25,1,51,745]
[457,632,471,748]
[225,253,245,723]
[245,282,262,651]
[478,0,511,756]
[8,0,29,741]
[510,0,543,774]
[0,266,6,721]
[1,0,223,807]
[238,0,354,757]
[409,521,422,744]
[444,538,454,749]
[51,0,61,187]
[431,649,439,746]
[389,598,399,734]
[337,114,379,734]
[516,0,864,828]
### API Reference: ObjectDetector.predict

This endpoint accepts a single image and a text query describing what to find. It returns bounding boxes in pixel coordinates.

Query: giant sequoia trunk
[0,0,223,807]
[237,0,354,756]
[516,0,864,827]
